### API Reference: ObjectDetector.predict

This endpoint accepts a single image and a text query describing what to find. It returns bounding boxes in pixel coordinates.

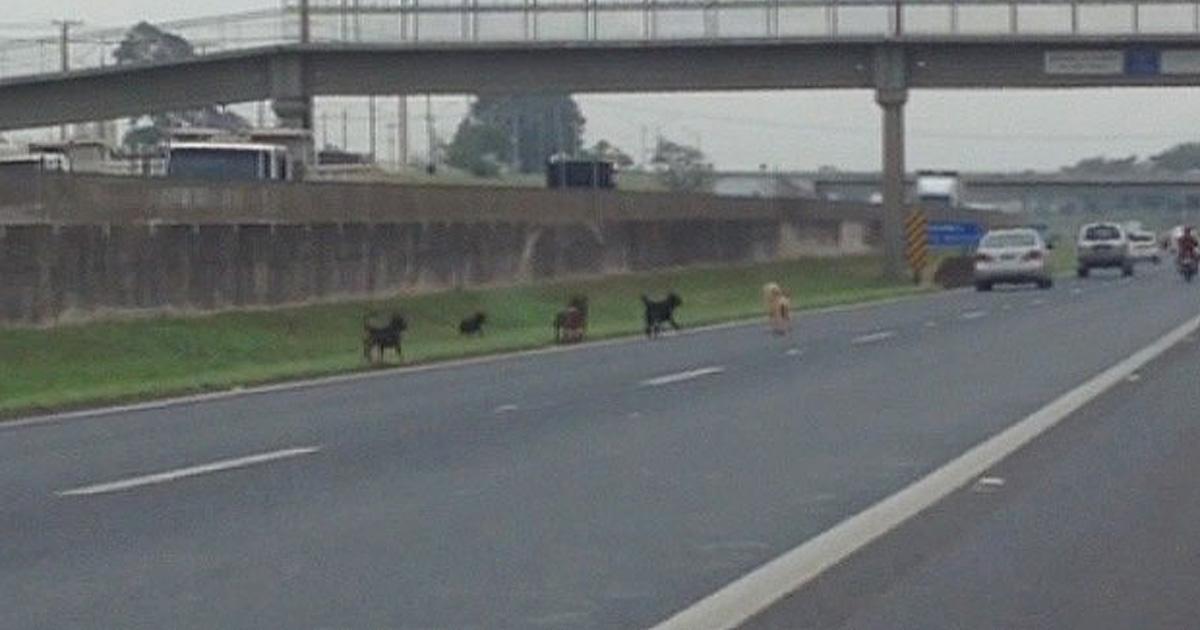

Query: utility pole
[368,96,377,163]
[397,96,408,168]
[639,125,648,169]
[510,114,521,170]
[425,94,436,173]
[299,0,311,44]
[353,0,363,41]
[53,19,82,141]
[342,108,349,150]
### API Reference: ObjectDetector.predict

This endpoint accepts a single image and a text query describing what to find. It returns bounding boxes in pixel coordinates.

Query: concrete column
[874,45,908,281]
[270,54,313,128]
[270,54,315,176]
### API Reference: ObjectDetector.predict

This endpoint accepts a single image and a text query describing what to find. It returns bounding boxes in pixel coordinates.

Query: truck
[915,170,962,208]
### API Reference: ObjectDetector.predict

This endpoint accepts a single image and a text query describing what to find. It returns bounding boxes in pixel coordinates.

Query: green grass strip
[0,256,927,418]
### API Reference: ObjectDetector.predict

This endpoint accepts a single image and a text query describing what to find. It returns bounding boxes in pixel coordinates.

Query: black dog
[363,313,408,363]
[554,295,589,344]
[642,292,682,338]
[459,311,487,337]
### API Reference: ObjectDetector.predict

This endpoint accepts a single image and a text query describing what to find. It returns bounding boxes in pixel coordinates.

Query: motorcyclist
[1179,227,1199,263]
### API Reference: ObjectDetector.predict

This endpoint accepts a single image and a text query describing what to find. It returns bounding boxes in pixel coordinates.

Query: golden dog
[763,282,791,335]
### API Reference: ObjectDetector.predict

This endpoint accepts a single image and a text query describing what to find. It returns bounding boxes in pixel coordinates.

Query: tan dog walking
[763,282,791,335]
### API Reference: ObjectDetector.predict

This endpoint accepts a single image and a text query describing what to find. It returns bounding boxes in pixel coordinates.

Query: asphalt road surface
[2,265,1198,629]
[748,290,1200,630]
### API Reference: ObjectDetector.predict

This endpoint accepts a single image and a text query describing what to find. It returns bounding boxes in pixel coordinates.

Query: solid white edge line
[56,446,322,497]
[4,290,966,432]
[640,367,726,388]
[649,312,1200,630]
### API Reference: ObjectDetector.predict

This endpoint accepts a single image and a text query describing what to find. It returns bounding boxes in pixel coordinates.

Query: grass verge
[0,256,927,418]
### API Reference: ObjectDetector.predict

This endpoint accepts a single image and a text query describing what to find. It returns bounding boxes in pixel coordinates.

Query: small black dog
[642,292,682,338]
[554,295,589,344]
[363,313,408,364]
[459,311,487,337]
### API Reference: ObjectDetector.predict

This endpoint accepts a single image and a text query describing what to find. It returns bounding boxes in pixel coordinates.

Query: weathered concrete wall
[0,174,1015,325]
[0,218,857,325]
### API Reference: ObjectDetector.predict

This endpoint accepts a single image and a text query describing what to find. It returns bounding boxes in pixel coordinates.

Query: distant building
[709,171,816,199]
[26,140,113,174]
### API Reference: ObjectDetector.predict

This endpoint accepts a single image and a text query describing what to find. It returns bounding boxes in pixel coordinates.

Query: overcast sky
[5,0,1200,172]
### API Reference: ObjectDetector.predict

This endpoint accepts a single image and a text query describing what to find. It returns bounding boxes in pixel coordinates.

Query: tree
[448,94,585,174]
[114,22,194,65]
[445,119,510,177]
[582,140,635,169]
[121,125,168,151]
[652,137,713,192]
[1150,143,1200,172]
[115,22,249,149]
[1060,155,1140,175]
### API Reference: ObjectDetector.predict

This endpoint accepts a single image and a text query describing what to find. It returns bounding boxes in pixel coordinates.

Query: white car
[974,228,1053,291]
[1077,222,1133,278]
[1127,230,1161,265]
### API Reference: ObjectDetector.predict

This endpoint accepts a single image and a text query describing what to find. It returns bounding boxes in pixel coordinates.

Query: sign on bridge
[1046,48,1200,77]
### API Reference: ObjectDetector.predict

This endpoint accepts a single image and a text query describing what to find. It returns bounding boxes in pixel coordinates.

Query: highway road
[748,289,1200,630]
[1,265,1197,629]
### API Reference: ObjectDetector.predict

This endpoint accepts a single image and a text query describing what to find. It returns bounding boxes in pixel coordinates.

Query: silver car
[974,229,1053,291]
[1077,222,1133,278]
[1128,230,1162,265]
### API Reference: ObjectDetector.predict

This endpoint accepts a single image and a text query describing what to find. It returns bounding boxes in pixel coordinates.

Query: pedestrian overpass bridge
[5,0,1200,277]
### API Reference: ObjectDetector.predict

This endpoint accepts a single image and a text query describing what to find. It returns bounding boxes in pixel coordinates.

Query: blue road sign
[1125,49,1161,76]
[928,221,984,248]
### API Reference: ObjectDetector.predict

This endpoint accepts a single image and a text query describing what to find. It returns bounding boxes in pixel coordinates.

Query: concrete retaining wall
[0,174,1012,325]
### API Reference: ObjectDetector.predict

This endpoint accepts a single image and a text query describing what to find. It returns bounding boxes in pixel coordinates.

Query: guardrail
[3,0,1200,81]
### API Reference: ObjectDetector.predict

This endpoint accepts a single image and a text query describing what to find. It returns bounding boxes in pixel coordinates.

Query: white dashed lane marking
[851,331,897,346]
[57,446,322,497]
[960,310,988,321]
[640,367,726,388]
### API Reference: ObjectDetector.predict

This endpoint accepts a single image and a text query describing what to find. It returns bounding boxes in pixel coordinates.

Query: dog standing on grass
[363,313,408,364]
[554,295,589,344]
[763,282,791,336]
[459,312,487,337]
[642,292,682,338]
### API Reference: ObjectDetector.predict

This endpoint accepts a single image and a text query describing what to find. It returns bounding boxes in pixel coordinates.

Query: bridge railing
[4,0,1200,81]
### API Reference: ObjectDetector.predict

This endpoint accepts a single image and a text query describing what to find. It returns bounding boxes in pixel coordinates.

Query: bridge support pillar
[270,54,315,176]
[874,46,909,282]
[270,54,313,130]
[273,96,313,131]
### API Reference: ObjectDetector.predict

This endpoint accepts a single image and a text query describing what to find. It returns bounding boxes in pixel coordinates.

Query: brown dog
[554,295,589,344]
[763,282,791,336]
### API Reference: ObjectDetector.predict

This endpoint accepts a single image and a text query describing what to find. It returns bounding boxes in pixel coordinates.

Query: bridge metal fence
[3,0,1200,81]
